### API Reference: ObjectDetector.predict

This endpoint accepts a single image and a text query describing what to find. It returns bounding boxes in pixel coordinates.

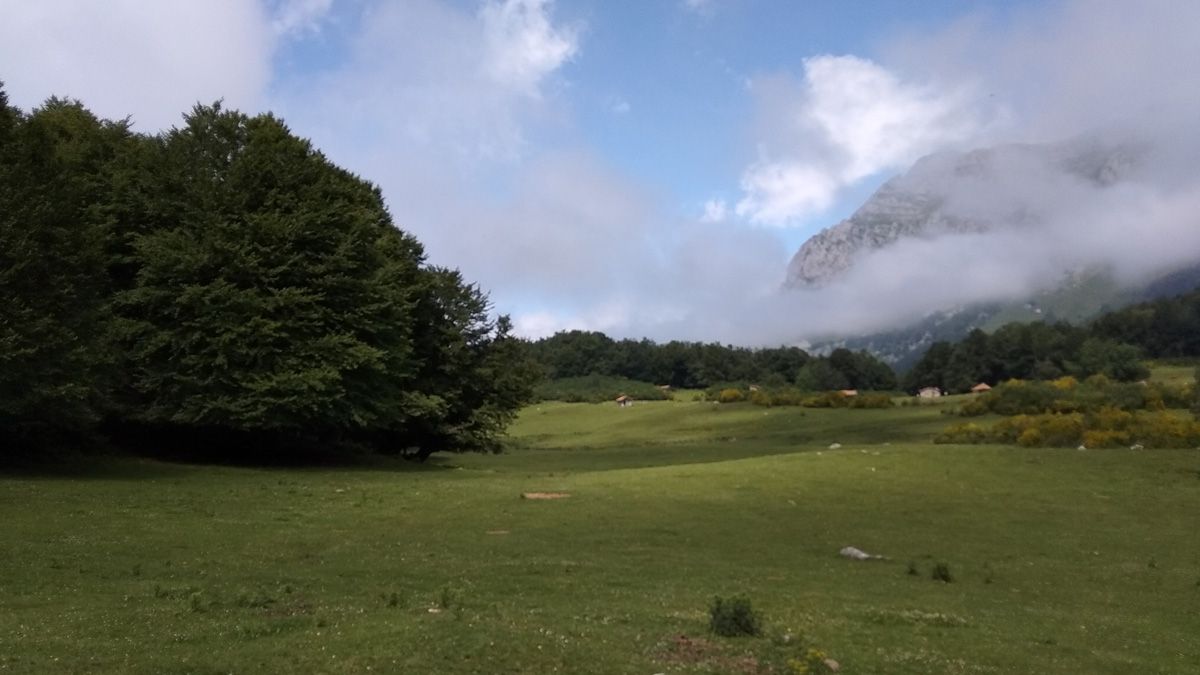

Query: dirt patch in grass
[654,634,762,674]
[520,492,571,500]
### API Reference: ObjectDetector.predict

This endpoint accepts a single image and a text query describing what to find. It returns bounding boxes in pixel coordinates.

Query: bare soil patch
[655,634,762,674]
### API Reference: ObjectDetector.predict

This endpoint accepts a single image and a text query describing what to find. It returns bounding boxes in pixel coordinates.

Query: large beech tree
[2,94,535,459]
[0,90,128,448]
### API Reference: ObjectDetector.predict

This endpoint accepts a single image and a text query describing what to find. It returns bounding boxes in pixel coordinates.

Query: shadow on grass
[1,449,466,481]
[486,441,817,475]
[2,423,471,480]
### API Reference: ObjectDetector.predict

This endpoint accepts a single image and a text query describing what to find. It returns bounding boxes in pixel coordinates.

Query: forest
[904,289,1200,394]
[526,285,1200,402]
[524,331,898,392]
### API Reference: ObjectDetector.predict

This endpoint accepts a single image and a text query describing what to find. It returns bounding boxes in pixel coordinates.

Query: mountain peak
[784,137,1145,288]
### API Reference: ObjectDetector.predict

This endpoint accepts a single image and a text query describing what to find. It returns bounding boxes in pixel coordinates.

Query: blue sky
[3,0,1195,344]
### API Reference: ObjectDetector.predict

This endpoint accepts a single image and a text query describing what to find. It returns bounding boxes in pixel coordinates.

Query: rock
[1077,445,1087,451]
[1130,443,1145,450]
[839,546,886,561]
[823,658,841,672]
[828,443,842,450]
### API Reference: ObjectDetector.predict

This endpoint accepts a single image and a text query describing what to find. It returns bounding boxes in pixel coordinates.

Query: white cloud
[804,55,979,182]
[0,0,273,131]
[276,0,578,165]
[701,198,728,223]
[480,0,579,95]
[272,0,334,38]
[513,301,638,340]
[735,55,986,226]
[611,97,631,115]
[682,0,715,17]
[266,0,645,329]
[735,161,838,224]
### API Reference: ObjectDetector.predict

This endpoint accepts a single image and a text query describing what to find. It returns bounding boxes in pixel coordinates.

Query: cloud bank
[730,0,1200,345]
[736,55,987,225]
[0,1,274,130]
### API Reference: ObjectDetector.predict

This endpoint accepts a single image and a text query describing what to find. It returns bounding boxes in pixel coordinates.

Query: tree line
[904,288,1200,394]
[525,331,898,392]
[1090,287,1200,358]
[0,87,537,461]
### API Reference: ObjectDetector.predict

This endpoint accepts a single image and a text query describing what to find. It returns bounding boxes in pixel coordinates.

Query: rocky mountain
[785,137,1143,287]
[787,136,1198,369]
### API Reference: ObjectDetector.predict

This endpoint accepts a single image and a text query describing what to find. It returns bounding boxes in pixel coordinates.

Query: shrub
[967,377,1194,418]
[1081,429,1131,448]
[770,388,807,407]
[749,389,773,407]
[1157,382,1193,410]
[848,393,894,409]
[931,563,954,583]
[1017,427,1043,447]
[709,595,762,637]
[990,415,1031,444]
[1086,406,1134,433]
[801,392,848,408]
[1051,376,1079,391]
[1131,411,1200,448]
[438,586,454,609]
[938,408,1200,449]
[934,422,990,444]
[1038,413,1086,446]
[959,396,990,416]
[986,380,1061,415]
[718,388,746,404]
[788,648,836,674]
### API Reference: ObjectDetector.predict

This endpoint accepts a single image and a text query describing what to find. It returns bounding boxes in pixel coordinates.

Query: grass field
[3,399,1200,673]
[1148,361,1199,387]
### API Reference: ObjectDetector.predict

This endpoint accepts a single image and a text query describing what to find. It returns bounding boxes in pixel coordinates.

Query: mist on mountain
[699,0,1200,347]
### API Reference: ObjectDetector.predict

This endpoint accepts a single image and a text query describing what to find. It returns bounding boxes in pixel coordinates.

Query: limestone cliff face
[784,138,1143,287]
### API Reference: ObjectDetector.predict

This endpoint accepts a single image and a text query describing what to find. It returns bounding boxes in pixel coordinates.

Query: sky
[2,0,1198,345]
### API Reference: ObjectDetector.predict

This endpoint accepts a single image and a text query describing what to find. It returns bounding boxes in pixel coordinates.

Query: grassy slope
[2,400,1199,673]
[1147,361,1198,387]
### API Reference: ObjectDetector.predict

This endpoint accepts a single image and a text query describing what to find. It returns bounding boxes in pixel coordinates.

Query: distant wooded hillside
[904,287,1200,393]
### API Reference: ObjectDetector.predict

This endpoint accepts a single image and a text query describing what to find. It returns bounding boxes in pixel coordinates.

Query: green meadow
[3,398,1200,673]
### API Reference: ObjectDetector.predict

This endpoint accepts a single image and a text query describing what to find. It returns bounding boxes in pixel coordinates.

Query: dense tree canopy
[527,331,813,389]
[526,331,897,392]
[904,317,1158,393]
[1091,288,1200,358]
[0,92,130,448]
[1,90,535,460]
